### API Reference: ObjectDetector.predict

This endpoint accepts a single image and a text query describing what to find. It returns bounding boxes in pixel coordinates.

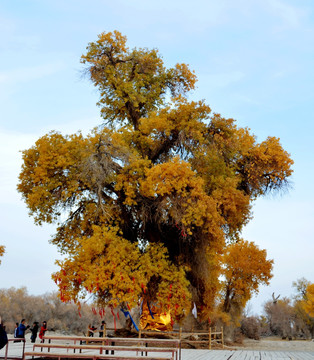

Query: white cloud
[0,61,66,103]
[0,130,37,205]
[0,62,65,86]
[0,16,15,36]
[202,70,245,89]
[112,0,236,33]
[265,0,307,29]
[0,14,40,52]
[0,116,97,206]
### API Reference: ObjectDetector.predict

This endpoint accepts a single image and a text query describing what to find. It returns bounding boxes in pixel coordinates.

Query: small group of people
[88,320,106,337]
[14,319,47,343]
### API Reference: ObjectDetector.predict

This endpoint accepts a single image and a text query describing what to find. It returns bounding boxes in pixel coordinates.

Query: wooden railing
[89,324,223,349]
[3,338,26,360]
[106,326,224,350]
[208,327,224,349]
[41,335,179,360]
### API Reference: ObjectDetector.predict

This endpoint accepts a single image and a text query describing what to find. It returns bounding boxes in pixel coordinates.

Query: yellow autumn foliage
[302,284,314,317]
[17,31,293,323]
[52,226,191,316]
[221,240,273,320]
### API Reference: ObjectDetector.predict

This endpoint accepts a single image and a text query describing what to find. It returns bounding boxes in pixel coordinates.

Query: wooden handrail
[4,338,26,360]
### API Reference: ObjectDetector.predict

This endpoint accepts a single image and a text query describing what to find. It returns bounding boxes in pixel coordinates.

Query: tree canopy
[303,284,314,317]
[17,31,293,322]
[221,240,273,320]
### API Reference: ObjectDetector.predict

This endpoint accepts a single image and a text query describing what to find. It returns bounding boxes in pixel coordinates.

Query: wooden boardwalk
[2,341,314,360]
[181,349,314,359]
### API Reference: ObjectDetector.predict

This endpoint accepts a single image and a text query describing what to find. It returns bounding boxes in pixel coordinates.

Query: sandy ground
[230,337,314,351]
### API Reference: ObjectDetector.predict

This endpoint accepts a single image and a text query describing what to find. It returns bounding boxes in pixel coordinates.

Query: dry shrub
[241,316,261,340]
[233,327,244,344]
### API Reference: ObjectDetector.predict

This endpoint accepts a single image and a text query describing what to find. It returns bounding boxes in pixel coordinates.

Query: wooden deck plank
[291,351,314,360]
[179,350,314,360]
[4,343,314,360]
[231,350,246,360]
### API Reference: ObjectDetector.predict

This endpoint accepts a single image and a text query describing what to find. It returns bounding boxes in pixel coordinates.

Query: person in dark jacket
[99,320,106,337]
[30,322,39,343]
[16,319,29,338]
[0,320,8,350]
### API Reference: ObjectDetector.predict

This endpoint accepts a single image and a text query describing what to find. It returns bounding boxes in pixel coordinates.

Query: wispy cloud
[265,0,308,29]
[0,62,65,86]
[0,15,40,51]
[0,114,96,205]
[204,70,245,89]
[0,129,38,204]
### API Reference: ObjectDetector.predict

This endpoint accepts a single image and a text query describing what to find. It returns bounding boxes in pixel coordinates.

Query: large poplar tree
[18,31,293,321]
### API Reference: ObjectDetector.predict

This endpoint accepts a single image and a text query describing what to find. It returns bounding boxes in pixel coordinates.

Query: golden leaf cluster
[302,284,314,317]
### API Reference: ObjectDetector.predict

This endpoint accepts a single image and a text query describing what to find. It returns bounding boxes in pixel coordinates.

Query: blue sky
[0,0,313,315]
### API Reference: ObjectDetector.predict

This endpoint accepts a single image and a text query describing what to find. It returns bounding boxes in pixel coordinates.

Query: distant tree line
[241,278,314,341]
[0,287,104,335]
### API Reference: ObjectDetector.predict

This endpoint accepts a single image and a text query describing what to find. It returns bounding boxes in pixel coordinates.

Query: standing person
[38,321,47,343]
[87,324,97,337]
[99,320,106,337]
[30,322,39,343]
[16,319,30,339]
[14,322,19,338]
[0,321,8,350]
